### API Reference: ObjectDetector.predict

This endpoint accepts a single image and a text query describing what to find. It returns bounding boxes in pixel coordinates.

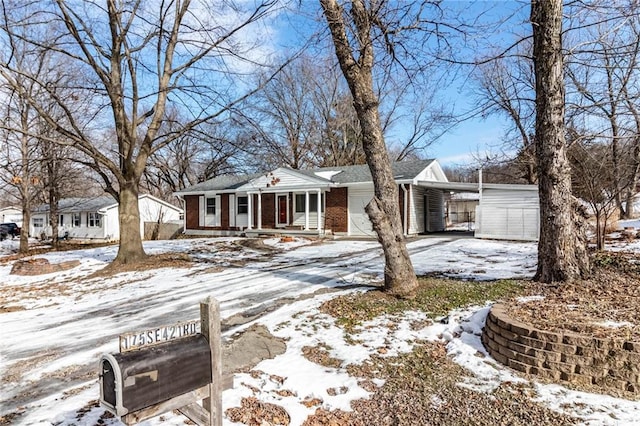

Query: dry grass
[505,251,640,342]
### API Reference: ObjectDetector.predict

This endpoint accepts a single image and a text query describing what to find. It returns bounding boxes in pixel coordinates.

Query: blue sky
[273,0,529,168]
[430,115,511,166]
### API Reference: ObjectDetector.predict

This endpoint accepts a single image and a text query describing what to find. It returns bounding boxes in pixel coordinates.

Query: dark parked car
[0,222,21,239]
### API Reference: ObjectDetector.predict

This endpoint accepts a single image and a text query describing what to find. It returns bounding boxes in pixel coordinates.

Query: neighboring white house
[0,206,22,227]
[30,194,182,241]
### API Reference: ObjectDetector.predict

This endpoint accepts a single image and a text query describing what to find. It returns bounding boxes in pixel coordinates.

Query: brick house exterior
[174,160,449,237]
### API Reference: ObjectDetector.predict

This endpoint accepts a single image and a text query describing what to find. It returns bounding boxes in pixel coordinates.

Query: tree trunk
[532,0,589,282]
[113,182,146,264]
[49,190,59,250]
[320,0,419,297]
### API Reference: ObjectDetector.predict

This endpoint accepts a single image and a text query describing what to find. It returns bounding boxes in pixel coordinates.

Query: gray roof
[174,174,261,194]
[298,159,436,184]
[33,196,117,213]
[176,160,435,193]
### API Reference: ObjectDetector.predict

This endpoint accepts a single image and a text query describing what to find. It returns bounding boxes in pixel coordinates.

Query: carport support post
[200,297,222,426]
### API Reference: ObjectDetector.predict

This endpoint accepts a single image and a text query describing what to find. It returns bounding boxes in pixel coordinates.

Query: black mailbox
[99,334,212,417]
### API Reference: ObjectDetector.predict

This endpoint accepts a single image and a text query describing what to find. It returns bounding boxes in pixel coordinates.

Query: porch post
[257,192,262,230]
[247,193,253,230]
[317,190,322,235]
[304,191,309,230]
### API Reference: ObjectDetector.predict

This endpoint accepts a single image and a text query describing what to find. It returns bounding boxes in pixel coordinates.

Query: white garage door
[348,188,375,236]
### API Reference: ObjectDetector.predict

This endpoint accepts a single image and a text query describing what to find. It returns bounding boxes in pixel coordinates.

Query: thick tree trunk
[320,0,419,297]
[113,182,147,264]
[356,85,418,297]
[532,0,589,282]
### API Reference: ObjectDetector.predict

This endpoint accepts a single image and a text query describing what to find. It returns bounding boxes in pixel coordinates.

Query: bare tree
[320,0,447,297]
[474,49,537,183]
[532,0,589,283]
[566,13,640,219]
[142,114,244,200]
[0,85,39,253]
[568,140,617,250]
[0,0,282,265]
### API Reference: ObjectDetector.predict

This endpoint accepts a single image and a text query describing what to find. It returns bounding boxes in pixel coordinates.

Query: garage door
[348,188,375,236]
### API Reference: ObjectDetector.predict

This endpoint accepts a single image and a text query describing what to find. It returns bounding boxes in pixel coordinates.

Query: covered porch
[245,189,327,236]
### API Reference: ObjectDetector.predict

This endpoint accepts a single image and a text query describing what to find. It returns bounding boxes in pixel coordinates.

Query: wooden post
[200,297,222,426]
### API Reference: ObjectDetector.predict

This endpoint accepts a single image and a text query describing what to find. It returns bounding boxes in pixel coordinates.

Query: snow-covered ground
[0,235,639,425]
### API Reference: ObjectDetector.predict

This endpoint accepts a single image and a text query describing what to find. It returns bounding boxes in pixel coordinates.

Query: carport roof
[417,181,538,192]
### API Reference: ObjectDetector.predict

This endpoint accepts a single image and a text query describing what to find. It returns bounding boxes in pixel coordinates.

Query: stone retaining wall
[482,304,640,393]
[11,258,80,275]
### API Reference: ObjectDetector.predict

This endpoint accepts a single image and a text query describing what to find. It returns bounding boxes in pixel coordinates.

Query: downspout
[401,184,408,236]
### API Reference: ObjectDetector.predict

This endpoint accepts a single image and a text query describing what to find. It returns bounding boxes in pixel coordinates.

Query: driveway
[0,236,537,423]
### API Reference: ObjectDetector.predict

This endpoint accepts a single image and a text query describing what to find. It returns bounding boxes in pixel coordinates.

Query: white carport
[417,181,540,241]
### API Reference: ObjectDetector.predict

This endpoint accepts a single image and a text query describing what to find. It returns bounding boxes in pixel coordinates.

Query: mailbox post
[99,297,223,426]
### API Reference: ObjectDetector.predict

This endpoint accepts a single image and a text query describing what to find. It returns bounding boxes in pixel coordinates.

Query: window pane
[206,198,216,215]
[295,194,305,213]
[237,196,248,214]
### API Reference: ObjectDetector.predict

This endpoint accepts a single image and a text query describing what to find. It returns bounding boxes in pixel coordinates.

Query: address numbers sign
[119,320,200,352]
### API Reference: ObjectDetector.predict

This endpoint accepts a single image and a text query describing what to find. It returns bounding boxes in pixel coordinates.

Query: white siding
[292,213,322,228]
[409,185,426,234]
[138,196,181,222]
[104,209,119,241]
[475,188,539,241]
[204,195,221,227]
[32,212,109,240]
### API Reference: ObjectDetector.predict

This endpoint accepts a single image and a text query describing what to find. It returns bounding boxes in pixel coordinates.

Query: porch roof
[174,173,262,195]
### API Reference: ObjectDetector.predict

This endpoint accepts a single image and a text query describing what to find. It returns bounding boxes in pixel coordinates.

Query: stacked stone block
[482,304,640,393]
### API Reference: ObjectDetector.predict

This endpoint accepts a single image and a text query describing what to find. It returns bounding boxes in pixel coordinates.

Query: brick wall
[221,194,230,229]
[326,188,348,233]
[261,193,275,229]
[482,304,640,393]
[185,195,199,230]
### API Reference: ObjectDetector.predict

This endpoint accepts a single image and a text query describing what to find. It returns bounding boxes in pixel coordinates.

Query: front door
[277,195,288,225]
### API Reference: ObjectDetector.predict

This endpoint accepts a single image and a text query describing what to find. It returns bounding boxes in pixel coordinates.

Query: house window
[72,213,81,227]
[295,194,324,213]
[33,218,44,227]
[88,212,102,227]
[59,215,64,226]
[237,196,248,214]
[206,197,216,215]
